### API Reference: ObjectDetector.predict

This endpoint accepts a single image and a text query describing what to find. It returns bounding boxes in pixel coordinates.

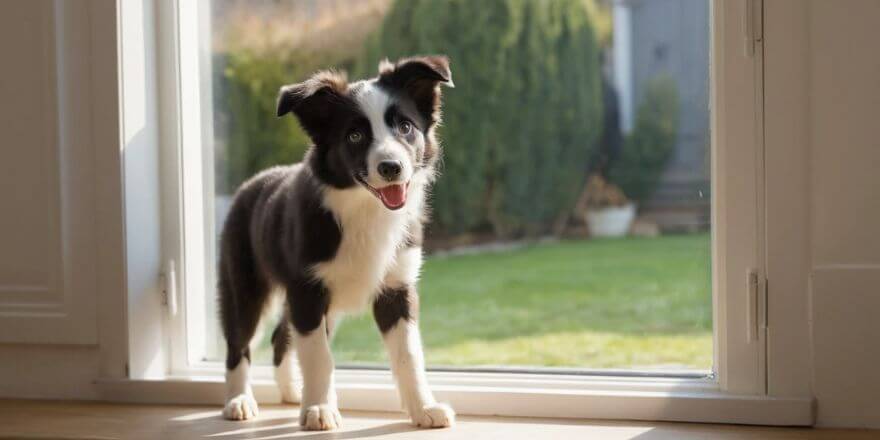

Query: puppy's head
[277,55,453,210]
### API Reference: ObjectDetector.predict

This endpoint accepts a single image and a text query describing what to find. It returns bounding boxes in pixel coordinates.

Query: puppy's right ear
[275,70,349,142]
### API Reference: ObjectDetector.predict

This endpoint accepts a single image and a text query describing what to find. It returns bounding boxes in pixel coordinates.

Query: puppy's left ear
[380,55,453,88]
[379,55,453,127]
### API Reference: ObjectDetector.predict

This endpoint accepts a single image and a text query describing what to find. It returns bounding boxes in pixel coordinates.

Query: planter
[586,203,637,238]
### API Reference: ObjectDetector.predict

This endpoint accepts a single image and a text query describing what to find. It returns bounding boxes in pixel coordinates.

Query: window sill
[95,368,813,426]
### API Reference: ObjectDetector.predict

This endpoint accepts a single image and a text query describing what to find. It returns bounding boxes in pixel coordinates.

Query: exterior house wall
[615,0,711,231]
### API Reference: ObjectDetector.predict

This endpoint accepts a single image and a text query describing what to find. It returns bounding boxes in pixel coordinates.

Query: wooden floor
[0,400,875,440]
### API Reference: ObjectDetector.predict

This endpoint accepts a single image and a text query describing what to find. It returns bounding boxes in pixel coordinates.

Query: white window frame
[104,0,814,425]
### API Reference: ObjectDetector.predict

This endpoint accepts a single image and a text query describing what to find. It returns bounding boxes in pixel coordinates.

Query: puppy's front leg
[290,284,341,431]
[374,286,455,428]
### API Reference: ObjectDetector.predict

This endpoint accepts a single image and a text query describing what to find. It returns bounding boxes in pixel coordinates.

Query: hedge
[357,0,603,236]
[216,0,604,238]
[214,49,356,193]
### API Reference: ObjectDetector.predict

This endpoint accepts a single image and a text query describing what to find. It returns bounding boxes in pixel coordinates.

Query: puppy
[218,55,455,430]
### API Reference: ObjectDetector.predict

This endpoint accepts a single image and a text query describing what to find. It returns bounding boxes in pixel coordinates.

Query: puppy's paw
[222,394,259,421]
[410,403,455,428]
[299,404,342,431]
[278,381,301,404]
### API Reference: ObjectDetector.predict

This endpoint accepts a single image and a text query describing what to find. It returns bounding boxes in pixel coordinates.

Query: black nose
[377,160,402,181]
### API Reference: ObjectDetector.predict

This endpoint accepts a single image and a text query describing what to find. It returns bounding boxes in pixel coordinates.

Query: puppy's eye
[347,130,364,144]
[398,120,413,136]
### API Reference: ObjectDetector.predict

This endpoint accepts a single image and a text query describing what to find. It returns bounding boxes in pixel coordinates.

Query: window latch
[747,269,768,342]
[161,260,178,317]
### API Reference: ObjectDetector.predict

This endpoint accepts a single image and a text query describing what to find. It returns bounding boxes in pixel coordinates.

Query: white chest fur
[313,183,423,313]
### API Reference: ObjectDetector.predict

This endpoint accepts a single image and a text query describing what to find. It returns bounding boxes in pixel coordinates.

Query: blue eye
[398,120,413,135]
[347,130,364,144]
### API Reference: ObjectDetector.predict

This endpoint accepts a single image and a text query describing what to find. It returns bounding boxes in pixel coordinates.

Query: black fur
[218,165,342,369]
[226,347,251,371]
[378,56,452,129]
[271,319,293,367]
[287,276,332,334]
[373,286,419,333]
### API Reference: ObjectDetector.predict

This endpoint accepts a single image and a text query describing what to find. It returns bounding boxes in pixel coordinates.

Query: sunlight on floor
[170,410,221,422]
[1,401,875,440]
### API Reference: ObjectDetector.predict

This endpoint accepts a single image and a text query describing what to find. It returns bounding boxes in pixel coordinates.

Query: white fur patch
[301,403,342,431]
[315,177,424,312]
[224,359,258,420]
[294,318,341,430]
[383,320,455,427]
[274,349,302,404]
[354,81,414,187]
[385,246,424,288]
[223,394,259,421]
[226,358,251,399]
[295,317,337,408]
[355,81,393,140]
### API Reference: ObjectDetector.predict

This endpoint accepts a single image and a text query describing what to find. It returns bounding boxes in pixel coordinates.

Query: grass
[326,233,712,370]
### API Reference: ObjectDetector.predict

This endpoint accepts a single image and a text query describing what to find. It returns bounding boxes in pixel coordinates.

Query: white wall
[765,0,880,429]
[0,0,125,399]
[806,0,880,428]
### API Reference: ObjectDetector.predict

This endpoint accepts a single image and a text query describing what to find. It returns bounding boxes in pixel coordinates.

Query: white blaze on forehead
[354,80,414,186]
[354,80,393,139]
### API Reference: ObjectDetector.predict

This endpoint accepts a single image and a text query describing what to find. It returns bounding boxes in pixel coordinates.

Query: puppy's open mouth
[356,176,408,210]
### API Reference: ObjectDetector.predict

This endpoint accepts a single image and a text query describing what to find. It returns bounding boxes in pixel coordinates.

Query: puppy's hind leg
[272,307,302,404]
[220,291,264,421]
[218,222,270,420]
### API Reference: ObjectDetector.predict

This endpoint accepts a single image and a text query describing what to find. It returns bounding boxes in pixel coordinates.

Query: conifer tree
[360,0,603,236]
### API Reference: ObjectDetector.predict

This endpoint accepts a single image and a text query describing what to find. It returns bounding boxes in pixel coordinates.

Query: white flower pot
[586,203,637,238]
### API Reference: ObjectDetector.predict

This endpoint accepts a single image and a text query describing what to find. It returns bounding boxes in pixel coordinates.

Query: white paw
[278,381,301,403]
[299,404,342,431]
[223,394,259,421]
[410,403,455,428]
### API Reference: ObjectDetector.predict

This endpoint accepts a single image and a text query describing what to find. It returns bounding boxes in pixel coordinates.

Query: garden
[333,233,712,370]
[209,0,711,370]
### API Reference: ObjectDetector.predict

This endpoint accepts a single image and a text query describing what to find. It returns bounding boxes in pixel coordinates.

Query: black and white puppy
[218,55,454,430]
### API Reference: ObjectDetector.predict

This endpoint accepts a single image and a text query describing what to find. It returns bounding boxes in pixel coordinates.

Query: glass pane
[203,0,712,372]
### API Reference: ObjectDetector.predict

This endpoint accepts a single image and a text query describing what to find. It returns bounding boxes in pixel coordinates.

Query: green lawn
[327,233,712,370]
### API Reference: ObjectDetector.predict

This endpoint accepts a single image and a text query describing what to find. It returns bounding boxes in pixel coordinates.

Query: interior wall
[0,0,124,399]
[805,0,880,428]
[766,0,880,429]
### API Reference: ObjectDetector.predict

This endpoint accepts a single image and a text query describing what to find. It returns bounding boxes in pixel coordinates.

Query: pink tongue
[378,184,407,208]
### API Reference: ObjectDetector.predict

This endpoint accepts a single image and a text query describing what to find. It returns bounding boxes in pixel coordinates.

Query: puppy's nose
[377,160,402,181]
